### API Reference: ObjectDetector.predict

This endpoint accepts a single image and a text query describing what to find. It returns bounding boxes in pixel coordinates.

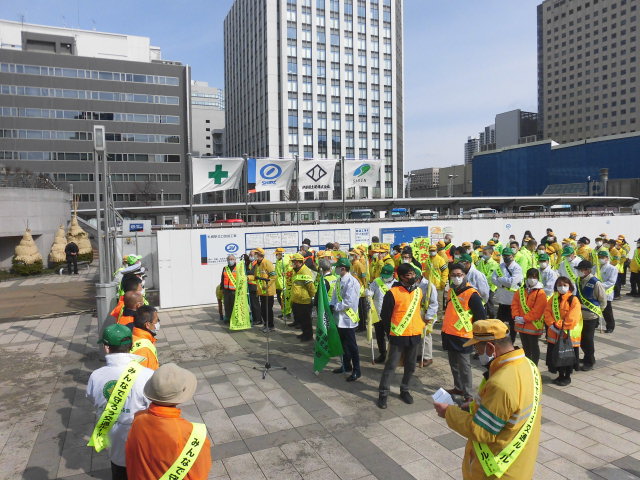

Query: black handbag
[551,326,575,368]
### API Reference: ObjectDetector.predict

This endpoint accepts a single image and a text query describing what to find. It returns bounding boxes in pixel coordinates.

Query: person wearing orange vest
[117,291,144,329]
[110,275,143,322]
[376,263,428,409]
[544,276,583,386]
[220,255,237,324]
[442,263,487,401]
[511,268,547,366]
[131,305,160,370]
[125,363,212,479]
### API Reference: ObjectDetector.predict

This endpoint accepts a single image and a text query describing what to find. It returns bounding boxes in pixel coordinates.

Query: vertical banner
[411,237,432,266]
[229,261,251,331]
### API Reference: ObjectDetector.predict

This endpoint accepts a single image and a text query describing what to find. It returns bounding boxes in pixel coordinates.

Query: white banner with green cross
[191,157,244,195]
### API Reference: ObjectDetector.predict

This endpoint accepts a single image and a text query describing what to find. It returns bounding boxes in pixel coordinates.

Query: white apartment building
[190,80,225,157]
[224,0,404,199]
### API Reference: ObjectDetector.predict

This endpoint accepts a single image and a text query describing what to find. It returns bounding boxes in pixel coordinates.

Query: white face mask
[466,248,472,254]
[527,278,537,287]
[429,251,437,257]
[479,345,495,366]
[154,322,160,332]
[578,270,588,278]
[492,237,499,242]
[539,262,548,269]
[599,258,607,265]
[228,260,236,267]
[596,241,603,247]
[451,276,464,287]
[402,258,411,263]
[548,237,555,243]
[557,285,569,295]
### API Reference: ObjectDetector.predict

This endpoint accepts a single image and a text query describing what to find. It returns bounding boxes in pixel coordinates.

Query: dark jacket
[64,242,79,258]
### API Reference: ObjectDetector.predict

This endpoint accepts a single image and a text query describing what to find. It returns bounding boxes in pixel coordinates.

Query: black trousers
[249,292,261,325]
[379,341,420,395]
[357,297,368,331]
[615,272,624,297]
[260,295,275,328]
[66,256,78,274]
[111,462,127,480]
[337,327,361,375]
[581,318,600,366]
[374,321,387,356]
[276,288,283,308]
[519,332,541,366]
[631,272,640,295]
[292,302,313,339]
[222,289,235,323]
[497,304,517,343]
[602,302,615,331]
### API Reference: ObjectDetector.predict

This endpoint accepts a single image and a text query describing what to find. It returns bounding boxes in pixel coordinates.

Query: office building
[479,124,495,150]
[495,109,540,149]
[538,0,640,143]
[191,80,225,157]
[0,20,190,210]
[464,136,479,164]
[408,164,472,198]
[224,0,404,199]
[473,131,640,197]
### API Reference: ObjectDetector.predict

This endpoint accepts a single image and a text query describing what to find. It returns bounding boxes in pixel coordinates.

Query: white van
[413,210,439,220]
[465,208,497,216]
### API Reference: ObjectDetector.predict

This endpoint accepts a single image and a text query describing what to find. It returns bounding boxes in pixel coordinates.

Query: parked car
[413,209,439,220]
[348,209,375,219]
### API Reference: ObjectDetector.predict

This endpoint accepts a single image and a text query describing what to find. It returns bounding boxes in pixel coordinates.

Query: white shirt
[593,261,618,301]
[330,272,361,328]
[417,277,439,321]
[539,266,559,298]
[367,277,396,314]
[465,264,490,303]
[557,256,581,288]
[86,353,154,467]
[491,261,523,305]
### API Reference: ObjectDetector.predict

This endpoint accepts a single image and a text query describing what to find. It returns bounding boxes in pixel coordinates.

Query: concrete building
[479,124,495,150]
[408,164,472,198]
[538,0,640,143]
[495,109,540,149]
[473,131,640,197]
[0,20,190,210]
[464,136,479,164]
[224,0,405,200]
[190,80,225,158]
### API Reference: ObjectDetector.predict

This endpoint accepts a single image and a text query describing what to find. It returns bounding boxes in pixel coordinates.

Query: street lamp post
[93,125,106,284]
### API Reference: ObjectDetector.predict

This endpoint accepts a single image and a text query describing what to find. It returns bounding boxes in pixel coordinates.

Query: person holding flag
[314,260,344,374]
[377,263,429,408]
[367,264,396,363]
[330,258,362,381]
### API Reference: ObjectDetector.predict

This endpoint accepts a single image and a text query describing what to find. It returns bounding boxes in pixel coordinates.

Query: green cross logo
[208,164,228,184]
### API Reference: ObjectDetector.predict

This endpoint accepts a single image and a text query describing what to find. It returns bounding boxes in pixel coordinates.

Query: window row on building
[0,129,180,144]
[73,192,182,203]
[0,84,180,105]
[0,151,181,163]
[0,106,180,124]
[51,172,181,182]
[0,62,179,86]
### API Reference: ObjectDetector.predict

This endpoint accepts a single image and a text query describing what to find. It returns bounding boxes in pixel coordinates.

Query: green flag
[230,261,251,331]
[314,275,343,373]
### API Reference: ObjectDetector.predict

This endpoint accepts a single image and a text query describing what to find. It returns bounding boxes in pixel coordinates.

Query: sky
[1,0,541,170]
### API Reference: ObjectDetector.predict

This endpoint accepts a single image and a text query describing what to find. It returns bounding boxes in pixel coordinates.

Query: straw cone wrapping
[14,228,43,264]
[66,215,92,255]
[48,224,67,263]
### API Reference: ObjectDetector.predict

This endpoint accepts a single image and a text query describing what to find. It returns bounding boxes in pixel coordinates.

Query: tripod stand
[253,278,287,380]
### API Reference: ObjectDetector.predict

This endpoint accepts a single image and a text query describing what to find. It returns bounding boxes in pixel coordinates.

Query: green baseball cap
[538,253,550,261]
[561,246,575,257]
[473,240,481,247]
[501,247,515,256]
[381,264,395,277]
[459,253,473,263]
[98,324,133,346]
[335,257,351,268]
[597,250,610,257]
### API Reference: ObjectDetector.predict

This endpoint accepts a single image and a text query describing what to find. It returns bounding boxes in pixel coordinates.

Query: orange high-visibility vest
[442,286,478,338]
[389,286,424,337]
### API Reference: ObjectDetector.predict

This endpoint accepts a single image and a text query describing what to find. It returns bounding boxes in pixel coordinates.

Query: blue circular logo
[260,163,282,180]
[225,243,239,253]
[505,224,512,229]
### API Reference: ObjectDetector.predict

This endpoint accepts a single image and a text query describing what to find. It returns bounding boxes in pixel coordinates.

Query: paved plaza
[1,279,640,479]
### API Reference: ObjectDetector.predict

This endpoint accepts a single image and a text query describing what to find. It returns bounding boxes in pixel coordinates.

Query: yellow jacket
[369,256,395,280]
[576,245,592,260]
[255,258,276,296]
[445,349,541,480]
[609,246,622,266]
[290,265,317,304]
[630,248,640,273]
[546,242,562,267]
[423,254,448,289]
[351,259,368,292]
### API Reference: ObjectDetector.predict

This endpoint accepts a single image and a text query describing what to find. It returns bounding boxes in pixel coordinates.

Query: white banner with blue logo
[298,159,338,193]
[253,158,296,192]
[343,159,382,189]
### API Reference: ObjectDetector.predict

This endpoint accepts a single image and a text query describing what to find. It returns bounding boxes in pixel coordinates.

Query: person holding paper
[433,319,541,480]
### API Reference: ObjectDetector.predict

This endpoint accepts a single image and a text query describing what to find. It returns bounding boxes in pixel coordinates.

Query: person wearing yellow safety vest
[377,263,430,408]
[370,247,395,281]
[537,253,558,298]
[434,319,541,480]
[330,257,362,381]
[125,363,212,479]
[352,248,370,332]
[576,260,607,372]
[367,263,396,363]
[253,248,277,332]
[290,253,317,341]
[593,250,617,334]
[610,238,625,299]
[423,244,448,319]
[591,236,607,264]
[87,324,154,480]
[471,240,482,265]
[544,276,583,386]
[220,255,237,324]
[576,236,592,260]
[488,232,503,254]
[557,245,581,290]
[319,258,339,300]
[628,238,640,297]
[544,232,562,268]
[459,254,490,305]
[491,248,523,344]
[131,305,160,370]
[477,246,500,318]
[516,239,537,274]
[442,264,487,401]
[511,268,547,366]
[275,248,287,310]
[245,252,263,327]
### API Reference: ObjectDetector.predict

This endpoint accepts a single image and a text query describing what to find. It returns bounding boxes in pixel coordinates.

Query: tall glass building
[224,0,404,199]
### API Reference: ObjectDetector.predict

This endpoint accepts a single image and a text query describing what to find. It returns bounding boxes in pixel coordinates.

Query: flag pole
[341,156,346,223]
[243,153,248,222]
[295,153,300,225]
